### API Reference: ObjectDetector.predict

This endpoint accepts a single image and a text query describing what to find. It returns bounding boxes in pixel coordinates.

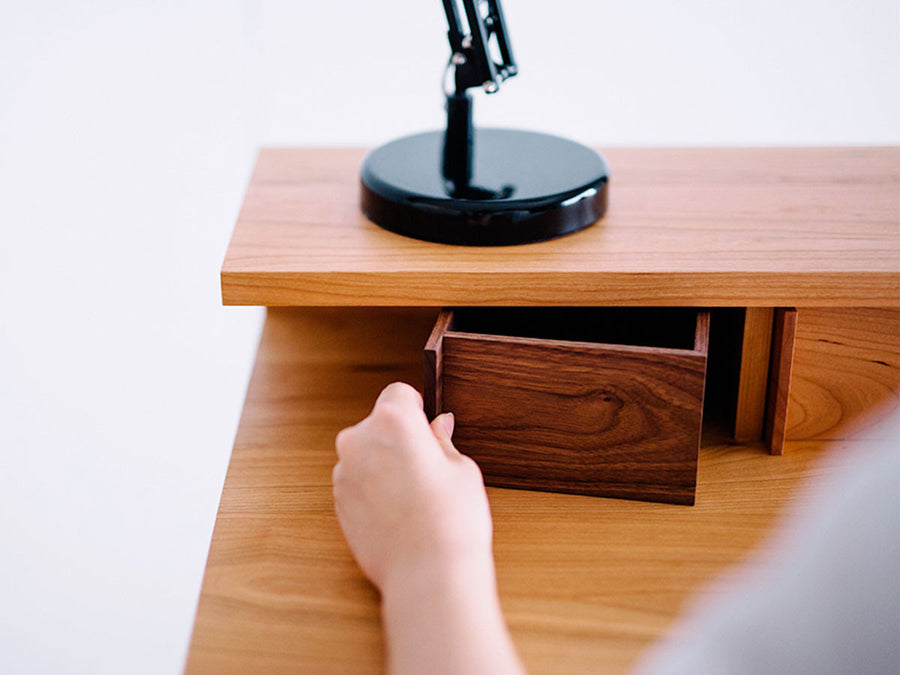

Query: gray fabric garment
[633,420,900,675]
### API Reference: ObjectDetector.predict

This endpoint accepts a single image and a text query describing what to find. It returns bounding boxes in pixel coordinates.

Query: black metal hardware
[442,0,517,94]
[358,0,609,246]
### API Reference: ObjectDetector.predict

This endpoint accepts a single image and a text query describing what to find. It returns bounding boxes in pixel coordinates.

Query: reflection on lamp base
[360,129,609,246]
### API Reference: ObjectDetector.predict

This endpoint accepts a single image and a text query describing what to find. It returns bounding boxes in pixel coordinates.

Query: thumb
[430,412,459,456]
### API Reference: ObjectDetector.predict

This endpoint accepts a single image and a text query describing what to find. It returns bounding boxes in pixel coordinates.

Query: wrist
[381,546,498,611]
[380,549,524,675]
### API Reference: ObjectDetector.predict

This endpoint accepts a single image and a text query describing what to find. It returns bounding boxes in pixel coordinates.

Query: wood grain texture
[427,308,710,504]
[221,147,900,307]
[786,308,900,440]
[734,308,775,441]
[694,310,711,354]
[765,309,798,455]
[186,308,439,675]
[186,307,868,675]
[440,328,708,504]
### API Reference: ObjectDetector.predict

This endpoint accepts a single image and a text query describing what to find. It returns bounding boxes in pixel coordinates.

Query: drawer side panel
[786,308,900,440]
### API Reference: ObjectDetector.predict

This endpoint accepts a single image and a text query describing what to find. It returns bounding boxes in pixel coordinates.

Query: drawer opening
[449,307,702,352]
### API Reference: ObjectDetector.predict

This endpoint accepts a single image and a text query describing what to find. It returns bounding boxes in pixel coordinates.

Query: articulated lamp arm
[440,0,518,190]
[441,0,517,95]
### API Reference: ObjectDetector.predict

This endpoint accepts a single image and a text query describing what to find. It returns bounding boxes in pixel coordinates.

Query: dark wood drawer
[424,308,710,505]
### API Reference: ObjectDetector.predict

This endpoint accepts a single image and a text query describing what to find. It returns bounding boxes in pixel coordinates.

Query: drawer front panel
[442,333,707,505]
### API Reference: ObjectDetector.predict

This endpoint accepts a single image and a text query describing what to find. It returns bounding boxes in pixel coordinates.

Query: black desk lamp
[360,0,609,246]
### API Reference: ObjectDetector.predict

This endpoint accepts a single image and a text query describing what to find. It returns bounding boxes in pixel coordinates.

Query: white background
[0,1,897,673]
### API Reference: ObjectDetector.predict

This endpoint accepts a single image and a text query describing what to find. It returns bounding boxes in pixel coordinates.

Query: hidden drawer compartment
[424,307,710,505]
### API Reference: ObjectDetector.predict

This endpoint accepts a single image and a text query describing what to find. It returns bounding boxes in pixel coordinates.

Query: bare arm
[333,382,526,675]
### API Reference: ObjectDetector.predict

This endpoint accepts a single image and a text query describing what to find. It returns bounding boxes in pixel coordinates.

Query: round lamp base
[360,129,609,246]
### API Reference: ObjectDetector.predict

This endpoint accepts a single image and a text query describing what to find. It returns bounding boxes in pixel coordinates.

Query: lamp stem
[442,92,473,191]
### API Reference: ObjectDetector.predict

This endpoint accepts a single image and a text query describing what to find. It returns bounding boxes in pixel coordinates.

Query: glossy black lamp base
[360,129,609,246]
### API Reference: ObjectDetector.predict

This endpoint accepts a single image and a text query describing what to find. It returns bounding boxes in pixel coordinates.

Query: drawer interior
[449,307,701,351]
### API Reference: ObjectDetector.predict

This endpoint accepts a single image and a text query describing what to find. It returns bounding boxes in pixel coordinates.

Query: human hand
[332,382,493,595]
[334,382,526,675]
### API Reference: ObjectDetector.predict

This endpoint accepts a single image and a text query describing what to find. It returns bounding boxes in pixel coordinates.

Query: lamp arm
[441,0,517,95]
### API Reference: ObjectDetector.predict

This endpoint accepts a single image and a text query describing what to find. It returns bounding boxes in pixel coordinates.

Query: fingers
[336,383,423,459]
[432,411,455,438]
[375,382,423,411]
[430,412,461,458]
[337,384,453,469]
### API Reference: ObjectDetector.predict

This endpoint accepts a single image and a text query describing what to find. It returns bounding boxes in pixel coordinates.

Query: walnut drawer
[424,308,710,505]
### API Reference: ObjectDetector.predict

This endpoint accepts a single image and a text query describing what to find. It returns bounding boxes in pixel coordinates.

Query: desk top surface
[185,307,869,675]
[221,146,899,307]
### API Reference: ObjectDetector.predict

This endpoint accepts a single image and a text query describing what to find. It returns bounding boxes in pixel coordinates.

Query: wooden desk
[187,148,899,674]
[221,147,898,307]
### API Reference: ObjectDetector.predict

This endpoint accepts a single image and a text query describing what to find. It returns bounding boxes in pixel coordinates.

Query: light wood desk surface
[190,147,899,673]
[222,147,899,307]
[184,308,882,675]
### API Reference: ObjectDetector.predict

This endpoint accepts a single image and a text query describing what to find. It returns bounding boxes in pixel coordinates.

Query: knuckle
[334,428,349,456]
[378,381,423,409]
[383,381,413,395]
[460,455,485,481]
[334,425,358,457]
[372,402,421,438]
[375,402,407,426]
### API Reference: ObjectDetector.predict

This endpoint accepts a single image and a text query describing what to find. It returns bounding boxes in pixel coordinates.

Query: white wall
[0,1,896,674]
[249,0,900,146]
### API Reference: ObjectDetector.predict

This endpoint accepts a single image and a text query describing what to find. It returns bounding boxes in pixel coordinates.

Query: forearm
[381,551,526,675]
